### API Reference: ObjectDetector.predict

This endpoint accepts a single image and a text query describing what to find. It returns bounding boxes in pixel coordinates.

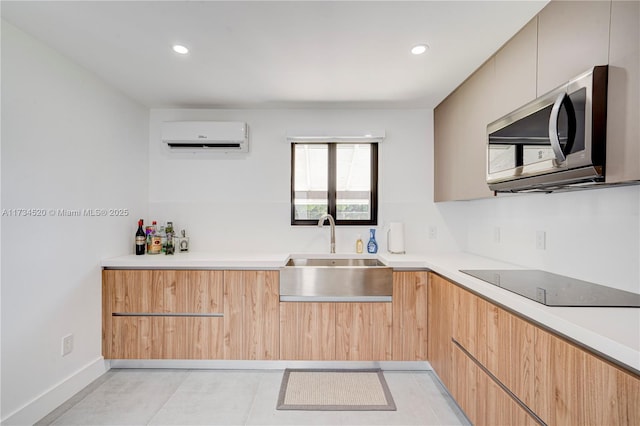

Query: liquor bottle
[146,220,157,253]
[165,221,175,255]
[135,219,146,255]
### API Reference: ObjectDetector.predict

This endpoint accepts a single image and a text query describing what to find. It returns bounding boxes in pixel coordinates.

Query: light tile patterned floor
[37,369,469,426]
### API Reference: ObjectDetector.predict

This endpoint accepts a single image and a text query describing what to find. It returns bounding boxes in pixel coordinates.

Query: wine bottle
[135,219,146,255]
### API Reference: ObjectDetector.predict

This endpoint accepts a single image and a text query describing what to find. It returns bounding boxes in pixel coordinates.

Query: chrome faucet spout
[317,213,336,254]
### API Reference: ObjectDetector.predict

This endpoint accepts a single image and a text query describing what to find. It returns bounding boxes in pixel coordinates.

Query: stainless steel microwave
[487,66,608,192]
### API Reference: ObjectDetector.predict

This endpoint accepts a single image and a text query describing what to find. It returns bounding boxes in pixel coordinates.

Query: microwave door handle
[548,92,567,163]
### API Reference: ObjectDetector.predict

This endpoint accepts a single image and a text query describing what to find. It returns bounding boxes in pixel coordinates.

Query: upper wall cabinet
[434,59,497,202]
[606,0,640,183]
[493,18,538,120]
[537,1,611,96]
[434,0,639,201]
[434,18,537,202]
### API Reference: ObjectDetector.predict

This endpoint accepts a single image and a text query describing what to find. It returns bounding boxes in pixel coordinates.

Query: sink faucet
[317,213,336,254]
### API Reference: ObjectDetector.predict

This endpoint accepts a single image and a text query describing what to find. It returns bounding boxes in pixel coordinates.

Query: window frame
[290,142,378,226]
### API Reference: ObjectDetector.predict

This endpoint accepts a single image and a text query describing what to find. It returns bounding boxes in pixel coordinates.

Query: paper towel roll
[387,222,405,254]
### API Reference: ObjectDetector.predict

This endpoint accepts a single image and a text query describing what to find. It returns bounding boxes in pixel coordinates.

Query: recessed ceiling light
[411,44,429,55]
[172,44,189,55]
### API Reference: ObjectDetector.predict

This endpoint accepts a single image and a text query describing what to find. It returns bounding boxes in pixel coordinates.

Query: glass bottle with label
[135,219,145,255]
[179,229,190,252]
[165,221,175,255]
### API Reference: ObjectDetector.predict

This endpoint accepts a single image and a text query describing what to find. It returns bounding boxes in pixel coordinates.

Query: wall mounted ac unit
[161,121,249,153]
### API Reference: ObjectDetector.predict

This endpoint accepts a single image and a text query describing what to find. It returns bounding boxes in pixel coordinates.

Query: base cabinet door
[224,270,279,360]
[279,301,393,361]
[392,271,428,360]
[535,329,640,425]
[279,302,336,360]
[427,273,455,389]
[336,302,392,361]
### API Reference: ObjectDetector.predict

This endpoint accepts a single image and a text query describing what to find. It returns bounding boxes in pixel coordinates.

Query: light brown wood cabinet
[391,271,429,360]
[105,269,426,362]
[279,301,392,361]
[426,273,455,389]
[453,285,536,410]
[452,343,538,426]
[336,302,393,361]
[103,269,279,360]
[427,272,640,425]
[102,270,225,359]
[224,270,279,360]
[280,271,426,361]
[535,328,640,425]
[279,302,336,360]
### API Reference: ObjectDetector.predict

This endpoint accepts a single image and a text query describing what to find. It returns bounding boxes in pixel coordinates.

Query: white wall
[456,185,640,294]
[1,21,149,424]
[148,109,463,255]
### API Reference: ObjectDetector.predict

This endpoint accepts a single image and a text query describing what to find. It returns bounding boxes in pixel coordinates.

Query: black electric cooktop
[460,269,640,307]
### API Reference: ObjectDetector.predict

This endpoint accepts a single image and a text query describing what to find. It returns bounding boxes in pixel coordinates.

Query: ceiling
[1,1,548,109]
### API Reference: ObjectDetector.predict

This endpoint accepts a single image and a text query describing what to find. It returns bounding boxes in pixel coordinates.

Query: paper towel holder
[387,225,406,254]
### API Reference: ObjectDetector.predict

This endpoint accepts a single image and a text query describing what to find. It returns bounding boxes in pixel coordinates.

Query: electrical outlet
[428,226,437,239]
[493,227,501,243]
[536,231,546,250]
[62,334,73,357]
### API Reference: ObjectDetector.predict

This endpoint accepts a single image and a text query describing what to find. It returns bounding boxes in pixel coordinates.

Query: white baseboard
[1,357,110,426]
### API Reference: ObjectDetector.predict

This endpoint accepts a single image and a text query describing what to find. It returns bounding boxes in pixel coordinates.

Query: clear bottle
[149,221,162,255]
[356,235,364,254]
[179,229,190,252]
[158,225,167,253]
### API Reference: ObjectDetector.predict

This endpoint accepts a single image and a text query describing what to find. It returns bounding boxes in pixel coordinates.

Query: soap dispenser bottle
[356,235,364,254]
[367,228,378,254]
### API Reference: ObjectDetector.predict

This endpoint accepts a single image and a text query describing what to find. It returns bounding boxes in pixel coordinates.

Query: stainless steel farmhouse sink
[280,257,393,300]
[285,258,386,267]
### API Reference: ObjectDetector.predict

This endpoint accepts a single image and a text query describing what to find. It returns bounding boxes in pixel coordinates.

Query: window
[291,142,378,226]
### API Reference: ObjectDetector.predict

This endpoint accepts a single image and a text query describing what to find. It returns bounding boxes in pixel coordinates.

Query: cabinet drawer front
[104,270,224,314]
[106,316,224,359]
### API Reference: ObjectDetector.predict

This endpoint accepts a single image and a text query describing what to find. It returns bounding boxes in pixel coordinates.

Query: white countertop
[101,251,291,269]
[420,252,640,375]
[101,251,640,374]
